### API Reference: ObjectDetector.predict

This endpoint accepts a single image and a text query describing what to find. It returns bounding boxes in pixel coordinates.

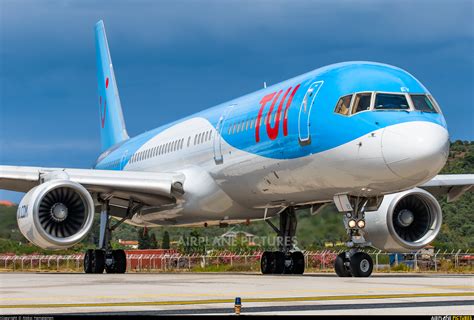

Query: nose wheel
[334,251,373,277]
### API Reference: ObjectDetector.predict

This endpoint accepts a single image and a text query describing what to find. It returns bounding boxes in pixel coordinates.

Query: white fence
[0,250,471,272]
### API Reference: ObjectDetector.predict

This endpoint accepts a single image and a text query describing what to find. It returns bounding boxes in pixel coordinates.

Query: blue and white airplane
[1,21,473,276]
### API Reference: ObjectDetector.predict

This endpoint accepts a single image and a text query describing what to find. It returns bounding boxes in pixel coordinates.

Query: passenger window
[411,94,437,113]
[374,93,409,110]
[187,136,191,147]
[334,95,352,116]
[352,93,372,114]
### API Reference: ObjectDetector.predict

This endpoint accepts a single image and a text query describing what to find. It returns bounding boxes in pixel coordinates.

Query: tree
[138,227,151,249]
[150,233,158,249]
[162,231,170,249]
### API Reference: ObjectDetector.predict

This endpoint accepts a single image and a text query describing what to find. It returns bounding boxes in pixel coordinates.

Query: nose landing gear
[334,195,376,277]
[260,207,306,275]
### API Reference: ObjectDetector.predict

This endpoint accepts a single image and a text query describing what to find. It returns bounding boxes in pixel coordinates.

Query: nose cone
[382,121,449,182]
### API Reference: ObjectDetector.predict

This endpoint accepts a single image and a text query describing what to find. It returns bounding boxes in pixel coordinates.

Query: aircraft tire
[261,251,275,274]
[84,249,94,273]
[291,251,305,274]
[350,252,373,277]
[335,252,352,277]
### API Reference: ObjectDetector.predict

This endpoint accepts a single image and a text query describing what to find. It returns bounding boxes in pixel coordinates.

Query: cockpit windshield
[374,93,409,110]
[334,92,440,116]
[334,95,352,116]
[411,94,437,113]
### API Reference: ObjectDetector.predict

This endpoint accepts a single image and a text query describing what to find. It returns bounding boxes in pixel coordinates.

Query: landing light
[348,219,357,228]
[357,220,366,229]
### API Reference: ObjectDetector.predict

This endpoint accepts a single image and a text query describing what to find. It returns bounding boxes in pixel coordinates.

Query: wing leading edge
[0,165,185,208]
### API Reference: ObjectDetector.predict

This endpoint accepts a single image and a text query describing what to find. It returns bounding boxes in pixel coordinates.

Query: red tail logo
[99,77,109,128]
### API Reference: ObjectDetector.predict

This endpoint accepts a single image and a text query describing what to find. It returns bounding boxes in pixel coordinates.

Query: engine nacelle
[364,188,442,252]
[17,180,95,249]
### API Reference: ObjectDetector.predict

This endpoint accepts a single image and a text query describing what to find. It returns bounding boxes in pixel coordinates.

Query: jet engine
[364,188,442,252]
[17,180,95,249]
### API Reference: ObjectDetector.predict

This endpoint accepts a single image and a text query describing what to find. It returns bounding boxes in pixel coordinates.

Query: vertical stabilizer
[95,20,129,151]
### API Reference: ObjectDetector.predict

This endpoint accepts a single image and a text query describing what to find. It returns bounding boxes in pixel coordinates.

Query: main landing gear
[260,207,305,275]
[84,200,138,274]
[334,196,374,277]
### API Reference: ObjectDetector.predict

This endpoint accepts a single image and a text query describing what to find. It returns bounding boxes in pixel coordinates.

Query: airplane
[1,20,473,277]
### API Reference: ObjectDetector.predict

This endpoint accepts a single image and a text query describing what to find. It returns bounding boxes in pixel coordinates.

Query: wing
[0,165,185,215]
[419,174,474,202]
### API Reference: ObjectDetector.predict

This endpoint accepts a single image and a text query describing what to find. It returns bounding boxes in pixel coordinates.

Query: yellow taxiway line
[1,292,473,309]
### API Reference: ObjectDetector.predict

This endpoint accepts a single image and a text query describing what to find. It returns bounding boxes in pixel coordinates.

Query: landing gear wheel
[335,252,352,277]
[261,251,275,274]
[91,249,105,274]
[291,251,305,275]
[113,249,127,273]
[105,252,115,274]
[273,251,285,274]
[84,249,93,273]
[350,252,373,277]
[105,250,127,274]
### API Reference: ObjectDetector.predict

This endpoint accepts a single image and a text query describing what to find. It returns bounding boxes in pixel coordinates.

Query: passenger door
[213,105,234,164]
[298,81,324,145]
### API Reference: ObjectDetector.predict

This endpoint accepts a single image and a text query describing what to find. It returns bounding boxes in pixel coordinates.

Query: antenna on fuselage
[263,82,267,89]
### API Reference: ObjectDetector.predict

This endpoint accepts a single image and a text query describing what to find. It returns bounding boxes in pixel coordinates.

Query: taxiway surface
[0,272,473,315]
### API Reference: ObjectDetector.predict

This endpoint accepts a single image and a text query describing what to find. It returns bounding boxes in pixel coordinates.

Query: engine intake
[17,180,95,249]
[364,188,442,252]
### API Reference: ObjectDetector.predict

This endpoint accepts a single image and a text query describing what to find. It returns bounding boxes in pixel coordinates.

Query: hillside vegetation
[0,141,472,254]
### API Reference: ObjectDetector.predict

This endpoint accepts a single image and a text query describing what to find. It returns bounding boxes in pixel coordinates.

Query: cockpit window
[334,94,352,116]
[352,93,372,114]
[410,94,437,113]
[374,93,409,110]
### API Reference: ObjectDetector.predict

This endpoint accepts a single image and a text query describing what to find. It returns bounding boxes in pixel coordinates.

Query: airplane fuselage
[94,61,449,226]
